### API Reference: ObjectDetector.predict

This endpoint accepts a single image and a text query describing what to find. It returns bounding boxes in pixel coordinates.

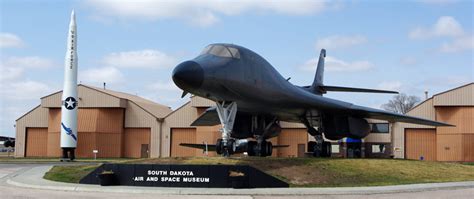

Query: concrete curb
[6,166,474,195]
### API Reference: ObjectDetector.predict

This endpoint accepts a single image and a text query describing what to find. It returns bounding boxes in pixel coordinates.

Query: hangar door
[171,128,196,157]
[277,129,308,157]
[405,129,436,161]
[26,128,48,157]
[124,128,151,158]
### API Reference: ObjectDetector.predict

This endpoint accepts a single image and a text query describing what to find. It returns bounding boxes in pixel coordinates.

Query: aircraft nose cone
[172,61,204,90]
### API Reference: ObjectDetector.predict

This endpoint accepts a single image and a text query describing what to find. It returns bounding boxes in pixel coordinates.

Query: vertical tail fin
[305,49,398,95]
[310,49,326,94]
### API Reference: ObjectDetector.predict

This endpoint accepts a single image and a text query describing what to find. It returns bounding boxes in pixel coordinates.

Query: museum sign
[80,164,288,188]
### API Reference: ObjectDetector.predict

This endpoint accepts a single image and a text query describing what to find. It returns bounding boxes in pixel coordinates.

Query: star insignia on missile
[64,97,77,110]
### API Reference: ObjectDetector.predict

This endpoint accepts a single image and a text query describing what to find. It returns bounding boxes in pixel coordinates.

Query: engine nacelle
[322,115,370,140]
[231,113,281,139]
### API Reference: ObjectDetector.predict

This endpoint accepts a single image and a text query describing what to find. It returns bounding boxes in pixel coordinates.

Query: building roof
[40,84,172,119]
[408,82,473,113]
[83,85,172,118]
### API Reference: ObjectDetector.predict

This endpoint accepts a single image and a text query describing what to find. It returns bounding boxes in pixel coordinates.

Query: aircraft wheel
[226,139,235,155]
[257,141,272,157]
[313,143,322,157]
[322,141,332,157]
[264,141,273,157]
[216,139,223,155]
[247,141,257,156]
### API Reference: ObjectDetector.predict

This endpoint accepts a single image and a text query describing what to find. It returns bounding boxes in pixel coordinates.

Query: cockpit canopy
[200,44,240,59]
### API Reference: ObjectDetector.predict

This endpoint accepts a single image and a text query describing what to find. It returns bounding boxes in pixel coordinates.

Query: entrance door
[141,144,149,158]
[347,143,362,158]
[405,129,436,161]
[297,144,305,157]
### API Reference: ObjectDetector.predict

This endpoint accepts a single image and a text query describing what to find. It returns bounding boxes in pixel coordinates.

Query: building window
[331,144,340,153]
[370,123,389,133]
[372,144,386,153]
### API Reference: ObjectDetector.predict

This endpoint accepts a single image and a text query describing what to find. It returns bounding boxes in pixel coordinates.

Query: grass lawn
[44,157,474,187]
[44,164,99,183]
[463,162,474,166]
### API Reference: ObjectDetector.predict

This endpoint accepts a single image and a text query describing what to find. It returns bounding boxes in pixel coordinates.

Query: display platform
[79,164,289,188]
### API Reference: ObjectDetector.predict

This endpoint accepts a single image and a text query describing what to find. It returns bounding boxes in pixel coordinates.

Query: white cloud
[3,56,55,69]
[378,81,403,91]
[315,35,367,50]
[187,12,220,27]
[0,80,54,100]
[409,16,472,53]
[84,0,329,27]
[439,35,474,52]
[326,56,373,72]
[409,16,465,39]
[145,81,187,109]
[301,56,373,72]
[0,56,56,82]
[102,49,177,69]
[147,81,180,92]
[0,33,24,48]
[80,66,124,84]
[0,67,23,81]
[0,80,56,137]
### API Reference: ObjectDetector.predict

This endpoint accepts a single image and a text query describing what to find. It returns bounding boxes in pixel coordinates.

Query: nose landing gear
[215,101,237,157]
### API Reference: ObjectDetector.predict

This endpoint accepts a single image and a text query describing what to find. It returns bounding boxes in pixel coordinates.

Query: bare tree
[381,93,420,114]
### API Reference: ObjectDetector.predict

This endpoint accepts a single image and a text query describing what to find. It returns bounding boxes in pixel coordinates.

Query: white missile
[60,10,78,160]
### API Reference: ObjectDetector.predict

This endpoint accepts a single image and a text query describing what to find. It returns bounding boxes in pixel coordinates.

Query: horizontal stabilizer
[180,143,216,151]
[320,85,398,94]
[350,105,453,126]
[273,145,290,148]
[190,107,220,126]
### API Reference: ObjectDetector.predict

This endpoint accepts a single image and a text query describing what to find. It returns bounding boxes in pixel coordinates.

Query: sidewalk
[7,165,474,195]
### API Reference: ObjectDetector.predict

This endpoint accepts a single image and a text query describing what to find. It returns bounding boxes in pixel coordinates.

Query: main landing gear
[303,119,331,158]
[214,101,274,157]
[311,134,331,158]
[247,138,273,157]
[215,138,273,157]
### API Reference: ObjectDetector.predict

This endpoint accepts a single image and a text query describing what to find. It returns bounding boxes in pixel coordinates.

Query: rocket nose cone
[172,61,204,90]
[70,10,76,22]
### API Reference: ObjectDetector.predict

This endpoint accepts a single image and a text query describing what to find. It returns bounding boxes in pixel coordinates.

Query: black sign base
[80,164,289,188]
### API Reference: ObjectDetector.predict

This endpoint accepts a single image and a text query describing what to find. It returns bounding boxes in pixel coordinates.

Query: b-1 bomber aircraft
[172,43,450,157]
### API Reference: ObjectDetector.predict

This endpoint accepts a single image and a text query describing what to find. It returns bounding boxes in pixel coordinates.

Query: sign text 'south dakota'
[147,170,195,176]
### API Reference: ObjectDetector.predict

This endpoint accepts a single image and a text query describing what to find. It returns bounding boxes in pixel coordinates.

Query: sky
[0,0,473,137]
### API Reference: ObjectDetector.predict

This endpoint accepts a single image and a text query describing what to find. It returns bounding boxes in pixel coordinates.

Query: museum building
[20,83,474,160]
[391,83,473,162]
[15,85,172,158]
